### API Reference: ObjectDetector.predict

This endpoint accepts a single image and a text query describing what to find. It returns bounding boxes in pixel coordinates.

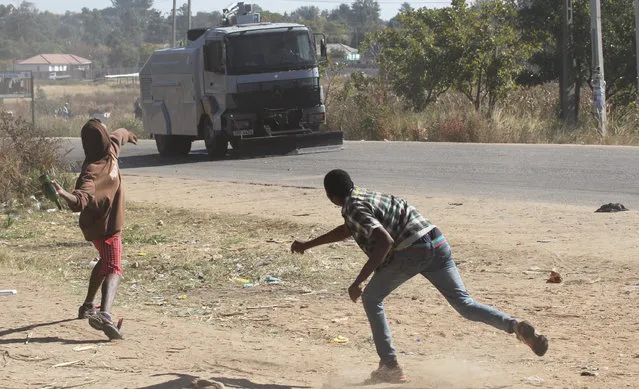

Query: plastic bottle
[39,173,63,210]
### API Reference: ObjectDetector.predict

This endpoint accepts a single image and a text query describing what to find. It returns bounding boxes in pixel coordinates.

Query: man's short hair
[324,169,354,198]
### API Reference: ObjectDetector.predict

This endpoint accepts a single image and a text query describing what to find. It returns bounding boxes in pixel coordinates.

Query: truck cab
[138,2,341,158]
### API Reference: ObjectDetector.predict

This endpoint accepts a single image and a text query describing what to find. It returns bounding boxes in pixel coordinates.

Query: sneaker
[370,362,407,384]
[88,311,123,340]
[77,303,98,319]
[514,320,548,356]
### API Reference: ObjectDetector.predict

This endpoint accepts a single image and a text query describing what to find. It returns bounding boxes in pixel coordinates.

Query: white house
[13,54,92,79]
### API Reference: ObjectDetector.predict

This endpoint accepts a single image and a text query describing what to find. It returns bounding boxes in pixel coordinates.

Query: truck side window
[204,41,223,73]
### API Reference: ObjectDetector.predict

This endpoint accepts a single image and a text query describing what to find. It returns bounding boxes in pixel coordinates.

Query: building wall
[13,63,92,80]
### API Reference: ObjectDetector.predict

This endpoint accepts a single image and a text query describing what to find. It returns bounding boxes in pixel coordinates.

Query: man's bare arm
[291,224,350,254]
[348,227,394,302]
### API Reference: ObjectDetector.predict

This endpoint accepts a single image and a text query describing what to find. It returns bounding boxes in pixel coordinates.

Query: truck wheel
[155,134,192,157]
[204,129,228,159]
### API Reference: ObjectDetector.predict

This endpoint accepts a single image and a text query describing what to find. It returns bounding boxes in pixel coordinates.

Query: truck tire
[203,126,228,159]
[155,134,192,157]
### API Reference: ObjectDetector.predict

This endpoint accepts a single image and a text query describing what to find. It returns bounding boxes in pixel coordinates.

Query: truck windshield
[226,29,317,75]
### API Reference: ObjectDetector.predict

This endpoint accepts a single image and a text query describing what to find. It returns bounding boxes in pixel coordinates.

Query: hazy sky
[21,0,452,22]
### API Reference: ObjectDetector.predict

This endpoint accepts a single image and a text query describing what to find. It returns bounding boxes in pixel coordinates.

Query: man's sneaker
[88,311,123,340]
[369,362,407,384]
[77,303,98,319]
[514,320,548,356]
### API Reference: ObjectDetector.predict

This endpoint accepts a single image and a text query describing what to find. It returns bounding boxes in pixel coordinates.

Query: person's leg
[78,246,105,319]
[99,273,120,313]
[423,243,516,332]
[424,242,548,356]
[84,260,104,305]
[97,235,123,313]
[88,235,124,340]
[361,257,414,367]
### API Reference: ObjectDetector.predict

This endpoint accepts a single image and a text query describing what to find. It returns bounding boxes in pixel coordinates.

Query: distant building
[326,43,360,62]
[13,54,92,80]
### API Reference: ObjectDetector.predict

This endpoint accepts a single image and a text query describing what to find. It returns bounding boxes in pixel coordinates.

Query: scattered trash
[243,282,254,288]
[580,366,599,376]
[117,317,124,330]
[331,317,348,323]
[547,271,562,283]
[524,376,544,384]
[190,378,226,389]
[137,252,146,256]
[73,345,97,352]
[537,239,552,243]
[52,360,82,368]
[177,295,187,300]
[157,220,164,226]
[232,278,250,286]
[328,335,349,344]
[448,202,463,206]
[29,195,41,211]
[25,332,33,344]
[265,276,281,284]
[0,289,17,296]
[595,203,628,213]
[260,258,274,266]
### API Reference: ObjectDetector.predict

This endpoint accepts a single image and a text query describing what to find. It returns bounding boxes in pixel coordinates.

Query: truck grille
[233,87,321,111]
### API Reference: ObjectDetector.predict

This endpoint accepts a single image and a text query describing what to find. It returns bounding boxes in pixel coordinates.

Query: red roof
[16,54,92,65]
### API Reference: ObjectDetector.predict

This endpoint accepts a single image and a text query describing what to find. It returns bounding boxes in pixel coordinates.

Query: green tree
[373,0,531,114]
[517,0,637,108]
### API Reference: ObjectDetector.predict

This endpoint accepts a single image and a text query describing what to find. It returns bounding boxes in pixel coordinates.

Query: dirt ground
[1,173,638,389]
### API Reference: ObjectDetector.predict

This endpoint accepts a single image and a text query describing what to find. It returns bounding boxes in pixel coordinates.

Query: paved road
[62,139,639,208]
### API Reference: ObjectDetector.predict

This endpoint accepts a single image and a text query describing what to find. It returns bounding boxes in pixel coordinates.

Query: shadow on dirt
[210,377,311,389]
[0,318,77,337]
[0,336,107,345]
[135,374,312,389]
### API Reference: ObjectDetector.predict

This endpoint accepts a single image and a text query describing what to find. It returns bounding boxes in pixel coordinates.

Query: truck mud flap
[234,131,344,157]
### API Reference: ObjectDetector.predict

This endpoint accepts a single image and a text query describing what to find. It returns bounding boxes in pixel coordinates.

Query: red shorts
[92,235,122,277]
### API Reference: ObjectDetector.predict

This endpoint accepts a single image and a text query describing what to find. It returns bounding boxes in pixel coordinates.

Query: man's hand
[348,283,362,303]
[290,240,308,254]
[50,180,63,195]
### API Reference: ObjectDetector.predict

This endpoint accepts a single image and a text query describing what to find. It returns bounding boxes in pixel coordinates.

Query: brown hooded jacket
[70,119,134,241]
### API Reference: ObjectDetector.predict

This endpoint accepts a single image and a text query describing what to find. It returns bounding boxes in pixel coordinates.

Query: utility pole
[560,0,577,126]
[172,0,177,47]
[635,0,639,95]
[188,0,192,31]
[590,0,606,136]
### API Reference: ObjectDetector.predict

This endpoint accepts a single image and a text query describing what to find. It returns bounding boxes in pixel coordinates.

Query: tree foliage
[373,0,532,113]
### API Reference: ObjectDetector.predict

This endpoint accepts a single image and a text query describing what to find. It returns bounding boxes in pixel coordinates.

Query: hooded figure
[54,119,137,340]
[72,119,128,241]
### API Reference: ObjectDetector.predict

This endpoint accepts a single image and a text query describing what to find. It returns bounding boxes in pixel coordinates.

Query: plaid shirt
[341,187,435,258]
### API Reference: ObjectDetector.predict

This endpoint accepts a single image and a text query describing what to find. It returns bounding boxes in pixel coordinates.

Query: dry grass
[324,74,639,145]
[0,111,71,204]
[0,202,362,318]
[1,82,143,138]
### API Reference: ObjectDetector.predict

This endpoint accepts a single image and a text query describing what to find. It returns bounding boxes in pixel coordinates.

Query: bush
[0,110,68,204]
[324,76,639,145]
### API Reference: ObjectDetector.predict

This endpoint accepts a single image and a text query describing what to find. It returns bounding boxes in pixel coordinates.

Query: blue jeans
[361,228,516,365]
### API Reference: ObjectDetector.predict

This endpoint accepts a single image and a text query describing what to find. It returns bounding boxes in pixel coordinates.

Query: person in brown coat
[54,119,137,340]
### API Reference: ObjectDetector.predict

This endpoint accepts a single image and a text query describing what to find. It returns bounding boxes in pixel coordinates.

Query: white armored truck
[138,2,343,158]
